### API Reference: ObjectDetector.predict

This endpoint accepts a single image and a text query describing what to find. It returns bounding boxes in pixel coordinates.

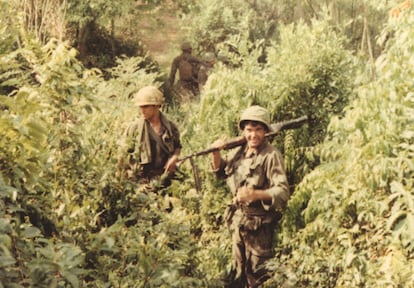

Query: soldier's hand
[164,154,178,173]
[236,186,254,204]
[210,138,226,150]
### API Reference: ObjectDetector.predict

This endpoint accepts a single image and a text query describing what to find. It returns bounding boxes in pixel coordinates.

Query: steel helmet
[239,105,272,131]
[181,42,192,51]
[134,86,164,106]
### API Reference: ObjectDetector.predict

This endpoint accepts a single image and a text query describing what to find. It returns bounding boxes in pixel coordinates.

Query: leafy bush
[0,32,203,286]
[2,1,413,287]
[182,17,354,193]
[269,11,414,288]
[180,0,252,53]
[175,17,355,286]
[0,39,91,287]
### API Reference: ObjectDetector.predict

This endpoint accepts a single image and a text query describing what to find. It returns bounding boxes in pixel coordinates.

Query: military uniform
[120,113,181,183]
[117,86,181,189]
[212,105,290,288]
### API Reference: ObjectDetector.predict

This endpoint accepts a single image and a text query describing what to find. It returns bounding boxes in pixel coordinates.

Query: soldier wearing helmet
[210,105,290,288]
[180,42,192,51]
[117,86,181,187]
[169,41,204,102]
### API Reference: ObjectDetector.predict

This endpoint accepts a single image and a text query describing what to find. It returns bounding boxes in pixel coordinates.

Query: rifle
[178,115,308,163]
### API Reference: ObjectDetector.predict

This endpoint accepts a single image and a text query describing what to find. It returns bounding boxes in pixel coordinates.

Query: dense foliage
[271,13,414,287]
[1,0,413,287]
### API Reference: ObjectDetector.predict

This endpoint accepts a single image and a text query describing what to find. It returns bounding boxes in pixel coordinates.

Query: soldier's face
[243,123,266,149]
[139,105,159,121]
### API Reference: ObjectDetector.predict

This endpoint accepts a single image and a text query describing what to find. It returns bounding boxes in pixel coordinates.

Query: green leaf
[23,226,42,238]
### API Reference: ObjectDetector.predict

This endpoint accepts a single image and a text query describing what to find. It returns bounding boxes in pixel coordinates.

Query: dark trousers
[232,220,275,288]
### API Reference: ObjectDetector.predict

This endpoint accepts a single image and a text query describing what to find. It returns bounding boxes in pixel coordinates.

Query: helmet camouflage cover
[239,105,272,131]
[134,86,164,106]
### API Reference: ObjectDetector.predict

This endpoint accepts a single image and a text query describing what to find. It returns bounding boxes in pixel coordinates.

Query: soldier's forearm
[237,187,272,203]
[211,152,222,172]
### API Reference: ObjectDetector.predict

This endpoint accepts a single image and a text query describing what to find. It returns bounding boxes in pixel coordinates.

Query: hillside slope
[134,8,184,73]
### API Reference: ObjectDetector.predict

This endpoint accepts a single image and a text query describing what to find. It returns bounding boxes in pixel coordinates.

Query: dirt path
[137,9,184,73]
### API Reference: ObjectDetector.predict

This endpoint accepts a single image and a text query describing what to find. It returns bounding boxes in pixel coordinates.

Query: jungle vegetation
[1,0,413,287]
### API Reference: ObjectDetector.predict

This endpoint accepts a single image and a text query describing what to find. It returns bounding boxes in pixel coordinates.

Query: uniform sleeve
[170,122,182,150]
[213,146,239,179]
[262,149,290,211]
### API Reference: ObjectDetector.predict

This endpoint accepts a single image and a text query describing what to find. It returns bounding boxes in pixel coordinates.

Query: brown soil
[136,9,184,73]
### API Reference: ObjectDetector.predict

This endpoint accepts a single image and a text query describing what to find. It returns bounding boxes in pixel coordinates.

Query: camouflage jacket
[217,141,290,217]
[119,112,181,180]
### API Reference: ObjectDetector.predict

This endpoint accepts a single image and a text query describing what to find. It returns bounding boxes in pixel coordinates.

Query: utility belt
[240,203,269,217]
[224,202,278,231]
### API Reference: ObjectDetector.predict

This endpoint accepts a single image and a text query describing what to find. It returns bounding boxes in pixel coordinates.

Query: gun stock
[178,115,308,163]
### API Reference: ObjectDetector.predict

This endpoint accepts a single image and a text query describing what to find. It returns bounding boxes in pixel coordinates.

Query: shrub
[269,11,414,288]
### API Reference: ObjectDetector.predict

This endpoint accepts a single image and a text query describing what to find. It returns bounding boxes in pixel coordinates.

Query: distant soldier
[197,52,216,92]
[169,42,203,102]
[117,86,181,189]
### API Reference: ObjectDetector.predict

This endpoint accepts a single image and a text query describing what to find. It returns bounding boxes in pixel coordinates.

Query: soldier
[169,42,203,102]
[117,86,181,189]
[210,105,290,288]
[197,52,216,92]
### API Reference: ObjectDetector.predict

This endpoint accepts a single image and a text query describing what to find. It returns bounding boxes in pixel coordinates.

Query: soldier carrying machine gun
[208,106,307,287]
[178,114,308,192]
